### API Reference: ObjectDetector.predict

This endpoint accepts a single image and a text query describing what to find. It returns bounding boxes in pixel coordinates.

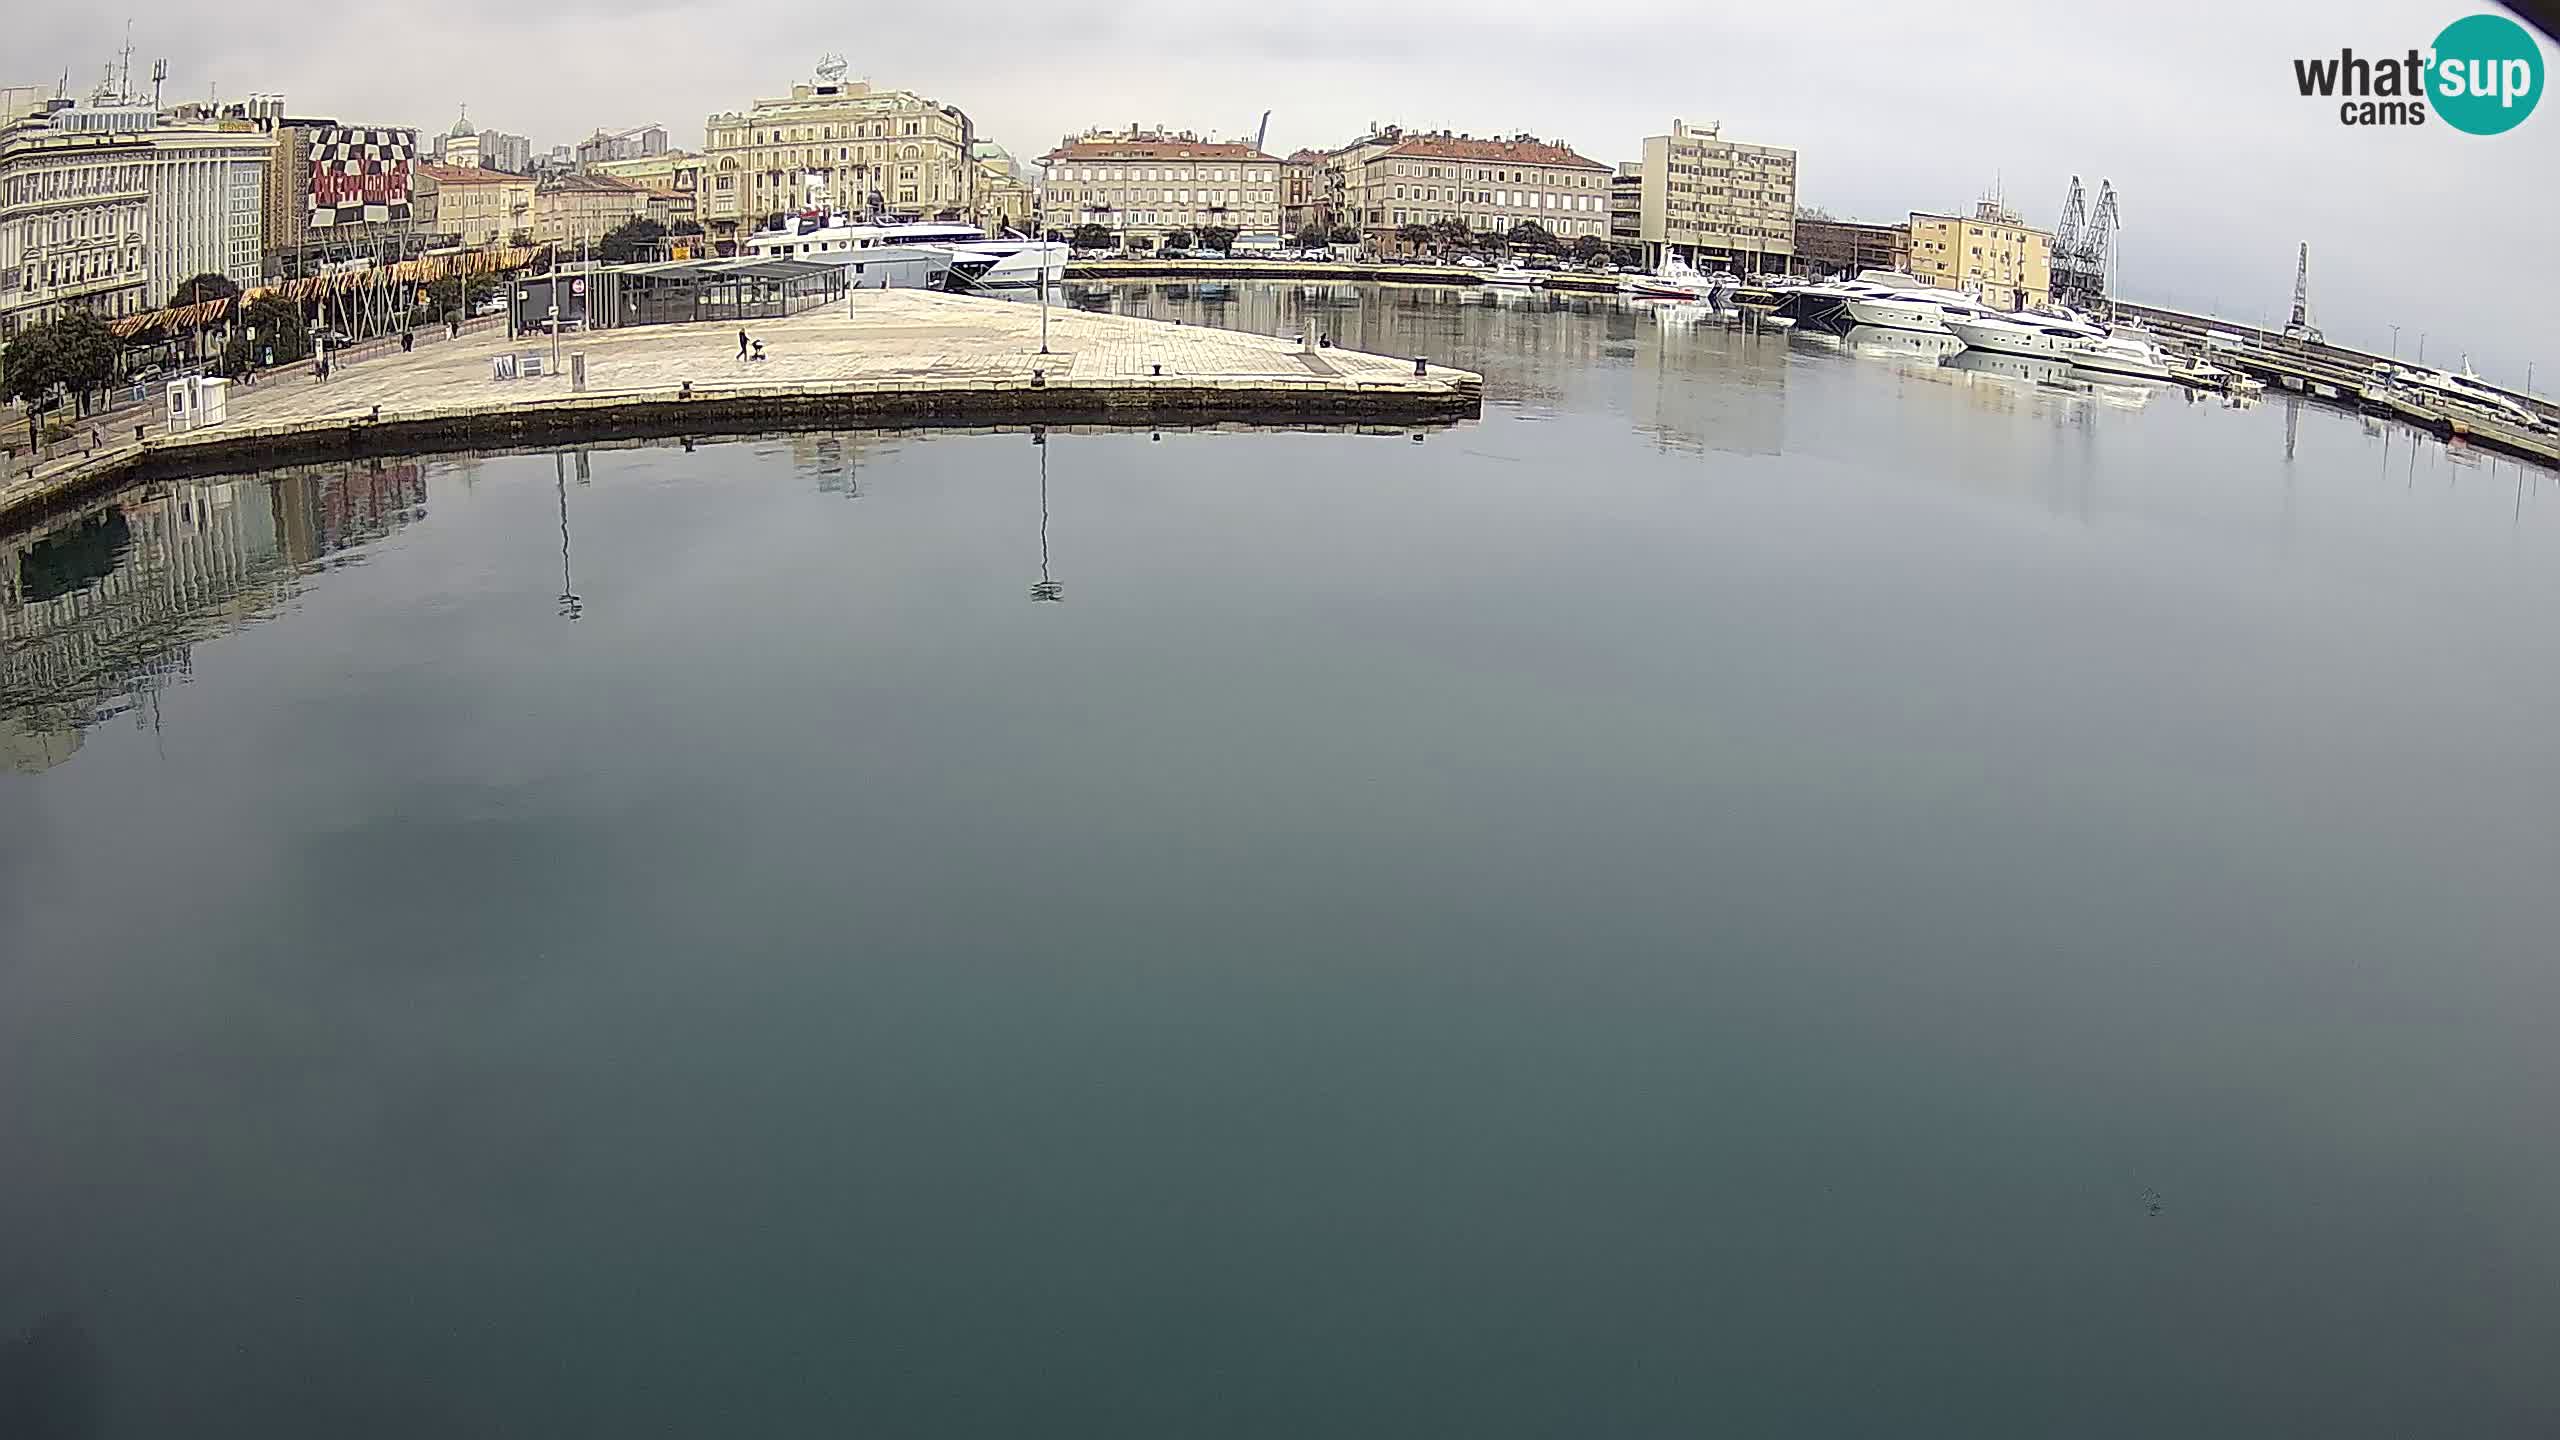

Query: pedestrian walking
[401,330,414,354]
[739,328,750,362]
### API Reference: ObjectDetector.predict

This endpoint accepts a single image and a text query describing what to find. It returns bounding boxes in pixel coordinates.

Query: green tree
[670,219,705,237]
[1197,224,1238,254]
[422,274,500,322]
[597,217,667,264]
[1395,223,1433,254]
[1430,217,1471,250]
[3,329,61,448]
[3,310,119,437]
[1506,221,1558,253]
[168,271,242,309]
[1327,224,1360,246]
[1071,223,1113,250]
[1295,225,1326,251]
[220,294,309,376]
[1164,228,1195,251]
[1608,241,1644,269]
[1569,233,1611,264]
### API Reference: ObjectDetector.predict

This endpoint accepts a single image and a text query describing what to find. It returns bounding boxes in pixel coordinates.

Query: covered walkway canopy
[527,257,850,332]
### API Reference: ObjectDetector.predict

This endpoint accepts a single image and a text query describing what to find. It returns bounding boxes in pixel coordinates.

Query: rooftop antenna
[151,58,166,110]
[119,21,134,105]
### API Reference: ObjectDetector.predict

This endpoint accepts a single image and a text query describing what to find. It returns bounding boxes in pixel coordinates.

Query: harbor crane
[2051,176,2120,315]
[2282,243,2323,344]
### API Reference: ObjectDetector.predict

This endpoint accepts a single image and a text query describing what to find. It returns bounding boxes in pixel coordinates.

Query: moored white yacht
[1479,264,1544,288]
[1833,271,2010,335]
[2372,359,2547,430]
[2056,332,2223,385]
[746,216,1067,288]
[1941,311,2110,359]
[1621,255,1719,301]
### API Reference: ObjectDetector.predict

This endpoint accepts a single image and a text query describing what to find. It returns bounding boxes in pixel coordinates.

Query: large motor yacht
[2372,359,2548,431]
[1941,311,2110,359]
[746,216,1067,288]
[2054,332,2222,385]
[1800,270,2004,335]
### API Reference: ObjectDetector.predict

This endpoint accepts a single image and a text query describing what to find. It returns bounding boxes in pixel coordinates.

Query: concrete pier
[0,290,1480,529]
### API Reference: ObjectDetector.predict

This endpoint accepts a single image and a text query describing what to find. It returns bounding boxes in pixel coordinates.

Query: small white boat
[1622,255,1718,302]
[1478,265,1544,288]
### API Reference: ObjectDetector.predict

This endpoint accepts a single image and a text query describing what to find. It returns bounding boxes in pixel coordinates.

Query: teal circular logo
[2428,13,2544,134]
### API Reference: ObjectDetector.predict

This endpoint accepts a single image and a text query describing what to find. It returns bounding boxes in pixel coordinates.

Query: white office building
[142,127,271,296]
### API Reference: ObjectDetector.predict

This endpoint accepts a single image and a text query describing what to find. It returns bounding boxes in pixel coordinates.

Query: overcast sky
[19,1,2558,380]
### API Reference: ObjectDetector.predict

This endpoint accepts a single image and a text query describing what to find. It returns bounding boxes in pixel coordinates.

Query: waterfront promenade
[0,291,1480,527]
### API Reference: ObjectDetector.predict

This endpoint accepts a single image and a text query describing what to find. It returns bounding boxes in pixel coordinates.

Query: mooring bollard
[1414,357,1428,376]
[1152,363,1162,376]
[1031,368,1045,388]
[370,405,381,423]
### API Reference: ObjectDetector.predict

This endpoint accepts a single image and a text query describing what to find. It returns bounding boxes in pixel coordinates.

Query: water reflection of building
[1629,306,1788,456]
[1,463,426,769]
[787,431,900,496]
[271,460,427,565]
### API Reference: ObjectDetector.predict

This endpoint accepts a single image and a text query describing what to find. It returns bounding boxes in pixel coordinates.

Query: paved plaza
[217,290,1459,424]
[1,291,1478,523]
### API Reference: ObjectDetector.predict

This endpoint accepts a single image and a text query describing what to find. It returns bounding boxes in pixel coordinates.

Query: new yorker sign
[2292,12,2544,132]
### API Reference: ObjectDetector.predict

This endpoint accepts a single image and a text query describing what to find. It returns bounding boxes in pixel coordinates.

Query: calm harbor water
[5,284,2557,1436]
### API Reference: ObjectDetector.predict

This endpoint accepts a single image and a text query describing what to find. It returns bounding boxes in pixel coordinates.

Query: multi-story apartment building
[433,118,533,175]
[140,119,270,299]
[1,102,153,337]
[1035,129,1282,248]
[586,150,703,199]
[1610,162,1642,246]
[1795,214,1910,278]
[475,130,532,175]
[1635,118,1797,274]
[1280,150,1324,238]
[1338,131,1611,252]
[21,100,273,306]
[701,69,976,239]
[575,125,668,169]
[532,172,649,248]
[1908,200,2050,309]
[415,162,535,246]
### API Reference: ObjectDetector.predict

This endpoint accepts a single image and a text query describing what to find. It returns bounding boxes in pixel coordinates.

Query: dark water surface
[5,284,2557,1436]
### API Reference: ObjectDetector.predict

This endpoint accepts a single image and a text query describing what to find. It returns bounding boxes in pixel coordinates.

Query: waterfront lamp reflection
[554,451,583,621]
[1029,428,1062,604]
